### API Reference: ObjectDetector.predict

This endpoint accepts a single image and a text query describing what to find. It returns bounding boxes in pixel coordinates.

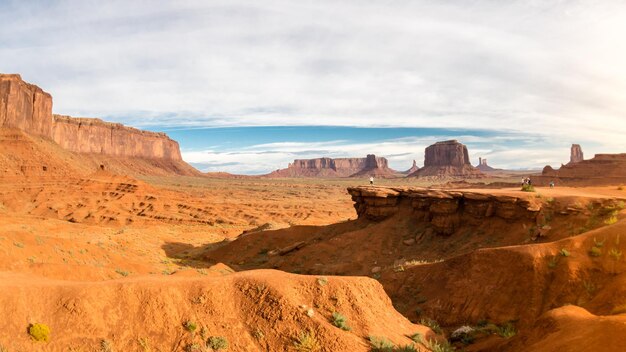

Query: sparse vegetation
[252,328,264,340]
[594,237,606,247]
[547,255,560,268]
[583,280,596,295]
[496,322,516,338]
[419,318,442,334]
[115,268,130,277]
[293,330,320,352]
[184,320,197,333]
[424,338,455,352]
[368,336,395,352]
[28,323,51,342]
[316,276,328,286]
[409,332,423,343]
[395,345,419,352]
[521,184,535,192]
[609,248,623,260]
[206,336,228,351]
[100,339,114,352]
[331,312,351,331]
[589,246,602,257]
[559,248,571,257]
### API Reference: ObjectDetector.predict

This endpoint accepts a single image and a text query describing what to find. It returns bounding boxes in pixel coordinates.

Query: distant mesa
[408,140,484,178]
[533,144,626,186]
[476,157,495,172]
[268,154,397,178]
[0,73,198,176]
[569,144,584,164]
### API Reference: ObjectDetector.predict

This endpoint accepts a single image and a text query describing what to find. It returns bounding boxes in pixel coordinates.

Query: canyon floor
[1,171,626,351]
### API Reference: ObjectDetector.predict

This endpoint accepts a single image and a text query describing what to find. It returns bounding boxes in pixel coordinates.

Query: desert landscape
[2,73,626,352]
[2,2,626,351]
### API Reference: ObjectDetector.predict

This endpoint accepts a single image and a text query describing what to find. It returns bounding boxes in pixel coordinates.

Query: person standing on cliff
[369,176,374,185]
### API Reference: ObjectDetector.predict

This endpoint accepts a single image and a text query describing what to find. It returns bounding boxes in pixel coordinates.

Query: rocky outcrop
[533,153,626,186]
[569,144,584,164]
[0,73,183,162]
[408,140,484,178]
[347,186,542,235]
[0,74,53,137]
[268,154,397,178]
[404,160,419,174]
[477,157,495,171]
[52,115,181,160]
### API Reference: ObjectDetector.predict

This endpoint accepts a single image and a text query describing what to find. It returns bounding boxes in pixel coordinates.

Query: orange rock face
[0,74,182,161]
[269,154,397,177]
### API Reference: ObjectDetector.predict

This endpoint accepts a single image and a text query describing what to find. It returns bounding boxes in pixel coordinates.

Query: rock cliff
[403,160,419,174]
[408,140,484,178]
[347,186,542,234]
[0,73,183,162]
[569,144,584,164]
[268,154,397,178]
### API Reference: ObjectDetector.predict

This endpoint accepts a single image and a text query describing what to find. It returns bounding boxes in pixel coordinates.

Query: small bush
[28,323,51,342]
[252,328,264,340]
[183,320,197,333]
[497,322,516,338]
[604,215,618,225]
[547,255,559,268]
[395,345,419,352]
[594,237,605,247]
[521,184,535,192]
[425,339,455,352]
[293,331,320,352]
[589,246,602,257]
[368,336,395,352]
[331,312,351,331]
[184,343,202,352]
[419,318,442,334]
[609,248,623,260]
[409,332,423,343]
[559,248,571,257]
[115,268,130,277]
[206,336,228,351]
[316,276,328,286]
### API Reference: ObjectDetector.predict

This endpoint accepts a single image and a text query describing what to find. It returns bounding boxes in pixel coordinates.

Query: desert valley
[2,72,626,352]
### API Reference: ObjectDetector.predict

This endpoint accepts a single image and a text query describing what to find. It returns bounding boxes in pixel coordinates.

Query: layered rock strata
[269,154,396,178]
[0,74,182,161]
[409,140,484,178]
[533,153,626,186]
[347,186,542,234]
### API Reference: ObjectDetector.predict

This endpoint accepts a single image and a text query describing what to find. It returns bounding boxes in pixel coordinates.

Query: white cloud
[1,0,626,161]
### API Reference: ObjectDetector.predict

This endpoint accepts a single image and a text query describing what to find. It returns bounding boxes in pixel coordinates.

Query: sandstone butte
[476,157,495,172]
[408,140,485,178]
[533,144,626,186]
[0,73,192,170]
[268,154,398,178]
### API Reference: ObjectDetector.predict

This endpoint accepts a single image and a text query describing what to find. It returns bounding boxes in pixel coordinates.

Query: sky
[1,0,625,174]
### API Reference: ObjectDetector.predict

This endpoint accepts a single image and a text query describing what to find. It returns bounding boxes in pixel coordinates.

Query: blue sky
[1,1,625,174]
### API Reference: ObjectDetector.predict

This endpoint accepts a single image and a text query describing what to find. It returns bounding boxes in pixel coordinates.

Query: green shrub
[183,320,197,333]
[521,184,535,192]
[293,331,320,352]
[206,336,228,351]
[497,322,516,338]
[419,318,442,334]
[559,248,570,257]
[28,323,51,342]
[409,332,423,343]
[425,339,455,352]
[594,237,605,247]
[395,345,418,352]
[368,336,395,352]
[115,268,130,277]
[609,248,623,260]
[547,256,558,269]
[331,312,351,331]
[589,246,602,257]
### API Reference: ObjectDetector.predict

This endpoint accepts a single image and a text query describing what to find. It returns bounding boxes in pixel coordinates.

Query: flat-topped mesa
[0,73,182,161]
[533,152,626,186]
[347,186,543,235]
[569,144,584,164]
[409,140,484,178]
[269,154,396,178]
[52,115,182,160]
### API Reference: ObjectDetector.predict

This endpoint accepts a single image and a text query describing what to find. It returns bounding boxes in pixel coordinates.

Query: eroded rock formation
[404,160,419,174]
[408,140,484,178]
[348,186,542,234]
[477,157,495,171]
[269,154,397,178]
[569,144,584,164]
[0,73,182,161]
[533,153,626,186]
